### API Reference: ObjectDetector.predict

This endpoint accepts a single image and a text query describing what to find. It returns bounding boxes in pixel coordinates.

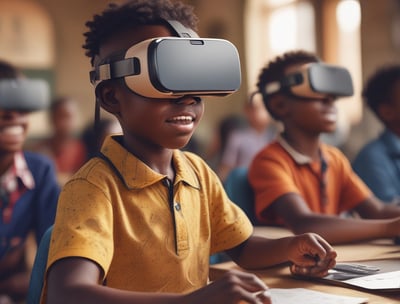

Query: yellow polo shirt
[43,135,252,297]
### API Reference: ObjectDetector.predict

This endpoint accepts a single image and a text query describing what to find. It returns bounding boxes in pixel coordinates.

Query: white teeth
[0,125,24,136]
[170,116,193,122]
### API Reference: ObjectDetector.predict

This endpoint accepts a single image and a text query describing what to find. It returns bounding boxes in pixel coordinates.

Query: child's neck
[124,140,175,178]
[282,131,321,161]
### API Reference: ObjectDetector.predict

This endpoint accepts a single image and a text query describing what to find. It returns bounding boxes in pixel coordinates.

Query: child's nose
[173,96,202,105]
[321,95,336,103]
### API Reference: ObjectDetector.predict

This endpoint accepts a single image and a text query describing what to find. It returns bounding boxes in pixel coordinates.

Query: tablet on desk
[321,259,400,293]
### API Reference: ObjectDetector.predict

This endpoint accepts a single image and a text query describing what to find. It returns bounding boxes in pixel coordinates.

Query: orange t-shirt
[248,139,372,225]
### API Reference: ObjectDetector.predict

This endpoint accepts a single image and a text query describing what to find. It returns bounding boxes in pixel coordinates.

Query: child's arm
[272,193,400,244]
[353,196,400,218]
[46,258,271,304]
[226,232,336,277]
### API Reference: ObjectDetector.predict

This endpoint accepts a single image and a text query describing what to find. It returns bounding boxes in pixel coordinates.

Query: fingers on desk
[290,254,336,278]
[219,270,271,303]
[238,290,272,304]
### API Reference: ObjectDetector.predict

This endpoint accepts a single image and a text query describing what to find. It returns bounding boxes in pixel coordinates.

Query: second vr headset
[0,79,50,112]
[90,21,242,99]
[263,62,354,99]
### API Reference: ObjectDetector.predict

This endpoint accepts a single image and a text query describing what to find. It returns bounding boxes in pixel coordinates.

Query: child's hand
[287,233,337,277]
[184,269,271,304]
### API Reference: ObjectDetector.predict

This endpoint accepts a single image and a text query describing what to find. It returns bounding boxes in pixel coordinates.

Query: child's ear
[96,83,120,114]
[269,95,288,118]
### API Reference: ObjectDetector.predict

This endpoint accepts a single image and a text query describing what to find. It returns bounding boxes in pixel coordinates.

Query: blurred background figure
[352,64,400,204]
[204,114,247,172]
[216,92,277,182]
[29,96,86,185]
[81,117,122,161]
[0,60,60,304]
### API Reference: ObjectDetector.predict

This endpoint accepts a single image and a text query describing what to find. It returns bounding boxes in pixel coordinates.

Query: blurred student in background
[352,65,400,203]
[249,50,400,245]
[217,92,276,182]
[0,60,60,303]
[204,114,246,171]
[30,96,86,185]
[81,117,121,160]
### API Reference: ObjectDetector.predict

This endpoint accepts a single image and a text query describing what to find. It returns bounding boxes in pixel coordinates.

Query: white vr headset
[90,20,242,98]
[264,63,354,99]
[0,79,50,111]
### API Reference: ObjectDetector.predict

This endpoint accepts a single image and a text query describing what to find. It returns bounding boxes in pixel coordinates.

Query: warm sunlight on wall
[0,0,54,68]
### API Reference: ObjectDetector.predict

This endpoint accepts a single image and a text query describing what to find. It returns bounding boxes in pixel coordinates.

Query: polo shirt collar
[0,152,35,194]
[15,152,35,190]
[100,135,200,190]
[277,134,313,165]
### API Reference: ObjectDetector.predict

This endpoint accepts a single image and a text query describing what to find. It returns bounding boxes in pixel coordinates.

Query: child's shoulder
[252,140,285,160]
[178,150,210,170]
[320,143,352,168]
[177,150,218,179]
[321,142,347,158]
[23,150,56,173]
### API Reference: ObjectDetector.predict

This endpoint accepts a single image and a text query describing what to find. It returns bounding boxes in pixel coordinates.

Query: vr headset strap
[90,57,140,84]
[264,73,304,95]
[165,20,199,38]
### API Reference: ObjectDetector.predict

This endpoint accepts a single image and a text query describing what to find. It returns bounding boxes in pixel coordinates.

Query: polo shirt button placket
[174,201,189,255]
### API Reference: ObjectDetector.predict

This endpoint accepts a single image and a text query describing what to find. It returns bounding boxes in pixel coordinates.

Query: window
[245,0,316,91]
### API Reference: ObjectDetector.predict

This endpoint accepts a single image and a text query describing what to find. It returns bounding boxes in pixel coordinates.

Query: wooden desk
[210,226,400,303]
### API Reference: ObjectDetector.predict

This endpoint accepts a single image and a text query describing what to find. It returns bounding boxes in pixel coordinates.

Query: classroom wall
[2,0,400,158]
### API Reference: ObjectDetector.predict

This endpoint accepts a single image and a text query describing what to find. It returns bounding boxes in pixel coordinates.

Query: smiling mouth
[167,116,194,124]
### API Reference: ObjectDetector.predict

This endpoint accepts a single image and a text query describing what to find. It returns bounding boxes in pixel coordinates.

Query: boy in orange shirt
[249,50,400,244]
[42,2,336,304]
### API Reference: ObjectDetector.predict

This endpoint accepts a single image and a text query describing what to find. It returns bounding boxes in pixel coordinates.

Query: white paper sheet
[344,270,400,290]
[270,288,368,304]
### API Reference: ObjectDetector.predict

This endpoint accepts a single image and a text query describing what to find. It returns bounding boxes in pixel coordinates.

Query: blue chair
[224,167,258,225]
[27,225,53,304]
[210,167,258,264]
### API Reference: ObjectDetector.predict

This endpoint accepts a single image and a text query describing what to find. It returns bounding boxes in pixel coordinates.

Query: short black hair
[83,0,198,66]
[256,50,319,119]
[362,64,400,119]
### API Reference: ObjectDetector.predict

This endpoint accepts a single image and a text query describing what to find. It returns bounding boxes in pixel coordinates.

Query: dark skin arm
[353,195,400,219]
[46,257,272,304]
[226,233,336,276]
[46,232,336,304]
[271,193,400,244]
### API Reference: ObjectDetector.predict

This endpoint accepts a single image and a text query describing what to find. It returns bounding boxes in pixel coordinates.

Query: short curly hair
[256,50,319,119]
[83,0,198,66]
[362,64,400,120]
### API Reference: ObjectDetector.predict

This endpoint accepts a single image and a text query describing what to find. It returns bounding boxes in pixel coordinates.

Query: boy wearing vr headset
[249,50,400,245]
[42,1,337,304]
[0,61,60,303]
